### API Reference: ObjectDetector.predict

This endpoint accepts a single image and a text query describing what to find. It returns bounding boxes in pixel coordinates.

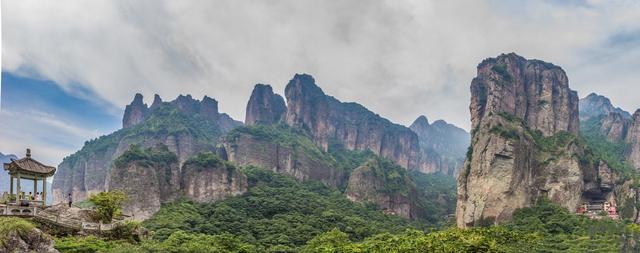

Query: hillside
[52,94,242,206]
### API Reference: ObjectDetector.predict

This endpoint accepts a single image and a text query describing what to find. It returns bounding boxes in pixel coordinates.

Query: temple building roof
[3,149,56,177]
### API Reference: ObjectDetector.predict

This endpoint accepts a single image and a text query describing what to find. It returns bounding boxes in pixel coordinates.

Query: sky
[2,0,640,166]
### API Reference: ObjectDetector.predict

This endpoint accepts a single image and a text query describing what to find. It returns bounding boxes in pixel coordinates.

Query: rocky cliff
[52,94,243,205]
[284,74,420,170]
[107,146,246,220]
[245,84,287,125]
[457,53,602,227]
[580,93,631,121]
[220,125,343,187]
[579,94,640,170]
[345,157,419,219]
[409,116,470,175]
[627,111,640,170]
[122,93,148,128]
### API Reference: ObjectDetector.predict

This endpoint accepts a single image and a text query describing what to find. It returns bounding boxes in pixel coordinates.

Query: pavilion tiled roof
[3,149,56,176]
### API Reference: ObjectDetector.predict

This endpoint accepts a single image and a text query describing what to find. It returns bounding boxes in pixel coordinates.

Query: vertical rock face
[469,53,579,137]
[599,112,631,142]
[245,84,287,125]
[284,74,419,169]
[122,93,148,128]
[345,157,419,219]
[457,53,593,227]
[107,147,247,220]
[410,116,470,175]
[221,126,343,187]
[53,94,243,205]
[579,93,631,121]
[181,157,247,203]
[627,110,640,170]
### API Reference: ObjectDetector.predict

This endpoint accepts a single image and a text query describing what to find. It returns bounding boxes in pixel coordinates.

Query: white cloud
[0,109,104,166]
[3,0,640,132]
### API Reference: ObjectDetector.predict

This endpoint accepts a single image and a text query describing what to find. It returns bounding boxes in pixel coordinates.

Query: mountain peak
[413,115,430,126]
[150,94,163,109]
[579,92,630,120]
[123,93,149,128]
[246,84,286,125]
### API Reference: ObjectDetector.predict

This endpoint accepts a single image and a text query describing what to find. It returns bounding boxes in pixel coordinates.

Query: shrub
[89,191,128,223]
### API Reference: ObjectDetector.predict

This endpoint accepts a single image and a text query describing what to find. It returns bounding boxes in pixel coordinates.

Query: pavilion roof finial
[26,148,31,158]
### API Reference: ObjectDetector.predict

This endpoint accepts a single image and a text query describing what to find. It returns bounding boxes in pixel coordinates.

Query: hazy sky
[2,0,640,165]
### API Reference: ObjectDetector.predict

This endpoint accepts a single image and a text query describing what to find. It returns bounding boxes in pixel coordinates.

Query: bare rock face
[245,84,287,125]
[107,147,247,220]
[469,53,579,137]
[627,110,640,170]
[410,116,470,175]
[599,112,631,142]
[579,93,631,121]
[181,153,247,203]
[285,74,419,169]
[0,221,58,253]
[53,94,243,205]
[457,53,595,227]
[345,157,419,219]
[123,93,148,128]
[221,126,343,187]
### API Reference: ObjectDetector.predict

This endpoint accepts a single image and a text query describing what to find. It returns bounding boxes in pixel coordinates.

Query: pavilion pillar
[33,177,37,198]
[16,172,21,200]
[42,177,47,206]
[10,176,14,195]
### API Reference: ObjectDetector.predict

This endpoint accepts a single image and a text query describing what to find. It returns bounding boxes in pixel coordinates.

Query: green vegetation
[296,199,639,252]
[142,166,421,250]
[355,157,414,196]
[327,139,376,176]
[88,191,128,223]
[225,124,337,168]
[60,102,223,178]
[580,116,636,180]
[113,144,178,168]
[491,63,512,82]
[409,171,457,224]
[0,217,37,245]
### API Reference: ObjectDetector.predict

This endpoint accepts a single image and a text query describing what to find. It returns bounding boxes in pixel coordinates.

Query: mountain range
[52,73,469,221]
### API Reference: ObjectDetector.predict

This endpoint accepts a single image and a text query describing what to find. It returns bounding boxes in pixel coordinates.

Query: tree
[89,190,127,223]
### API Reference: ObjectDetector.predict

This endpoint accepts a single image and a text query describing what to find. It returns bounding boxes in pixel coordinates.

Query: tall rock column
[457,53,585,227]
[245,84,287,125]
[284,74,419,169]
[627,110,640,170]
[123,93,148,128]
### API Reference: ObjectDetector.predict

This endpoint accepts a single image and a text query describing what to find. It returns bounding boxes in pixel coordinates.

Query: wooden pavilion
[3,148,56,207]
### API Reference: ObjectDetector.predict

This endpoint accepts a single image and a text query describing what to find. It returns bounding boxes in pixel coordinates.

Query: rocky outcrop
[627,110,640,170]
[123,93,148,128]
[579,93,631,121]
[469,54,579,137]
[221,126,343,187]
[599,112,631,142]
[0,218,58,253]
[345,157,419,219]
[410,116,470,175]
[53,94,243,205]
[181,153,247,203]
[284,74,419,170]
[245,84,287,125]
[457,53,601,227]
[107,146,247,220]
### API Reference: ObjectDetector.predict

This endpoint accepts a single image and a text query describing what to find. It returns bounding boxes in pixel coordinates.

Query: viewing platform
[0,149,129,232]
